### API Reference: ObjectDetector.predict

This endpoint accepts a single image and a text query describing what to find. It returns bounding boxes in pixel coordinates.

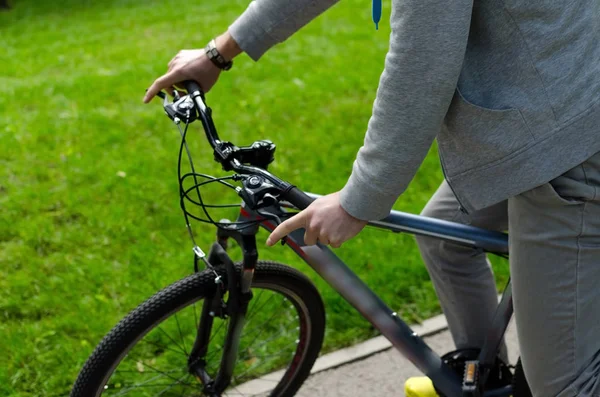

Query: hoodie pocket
[439,87,534,177]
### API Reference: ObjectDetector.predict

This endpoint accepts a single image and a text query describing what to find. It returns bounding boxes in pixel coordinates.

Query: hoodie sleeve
[228,0,340,61]
[228,0,473,221]
[339,0,473,220]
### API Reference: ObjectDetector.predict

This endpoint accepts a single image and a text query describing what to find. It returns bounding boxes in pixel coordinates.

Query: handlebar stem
[172,80,315,211]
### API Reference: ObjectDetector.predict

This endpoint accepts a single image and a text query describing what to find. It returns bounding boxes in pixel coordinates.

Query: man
[144,0,600,395]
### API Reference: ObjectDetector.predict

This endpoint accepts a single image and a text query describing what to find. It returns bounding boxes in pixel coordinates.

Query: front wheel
[71,261,326,397]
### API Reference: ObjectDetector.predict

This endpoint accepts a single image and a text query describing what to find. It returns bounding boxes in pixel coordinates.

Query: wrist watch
[205,39,233,71]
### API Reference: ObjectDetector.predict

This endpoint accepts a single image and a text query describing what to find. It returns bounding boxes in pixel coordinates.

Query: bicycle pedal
[462,360,480,397]
[404,376,439,397]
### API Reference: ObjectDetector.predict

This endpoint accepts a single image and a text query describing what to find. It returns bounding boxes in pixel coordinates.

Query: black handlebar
[183,80,203,96]
[170,79,316,211]
[281,187,314,211]
[181,80,222,149]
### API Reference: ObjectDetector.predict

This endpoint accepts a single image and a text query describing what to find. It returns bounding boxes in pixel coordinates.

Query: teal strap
[372,0,382,30]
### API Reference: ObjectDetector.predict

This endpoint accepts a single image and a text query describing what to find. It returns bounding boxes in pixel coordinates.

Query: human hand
[266,192,367,248]
[143,32,241,103]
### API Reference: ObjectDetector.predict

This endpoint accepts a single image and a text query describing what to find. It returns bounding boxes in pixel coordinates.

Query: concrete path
[295,319,519,397]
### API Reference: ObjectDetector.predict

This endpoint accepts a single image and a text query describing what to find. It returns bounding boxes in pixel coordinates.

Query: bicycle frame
[230,192,513,397]
[171,84,514,396]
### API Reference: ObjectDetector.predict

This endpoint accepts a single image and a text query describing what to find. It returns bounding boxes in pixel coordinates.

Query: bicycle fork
[187,228,259,396]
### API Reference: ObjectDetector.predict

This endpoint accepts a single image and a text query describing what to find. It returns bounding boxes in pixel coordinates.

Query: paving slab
[295,319,519,397]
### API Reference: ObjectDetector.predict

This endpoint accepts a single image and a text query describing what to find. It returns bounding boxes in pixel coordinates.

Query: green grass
[0,1,510,395]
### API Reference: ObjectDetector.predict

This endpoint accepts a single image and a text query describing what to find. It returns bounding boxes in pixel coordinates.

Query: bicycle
[70,80,532,397]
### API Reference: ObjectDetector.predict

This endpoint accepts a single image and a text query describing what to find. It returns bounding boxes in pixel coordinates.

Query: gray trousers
[415,152,600,396]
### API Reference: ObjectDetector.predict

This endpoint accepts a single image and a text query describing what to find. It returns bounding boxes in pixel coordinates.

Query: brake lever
[158,91,178,121]
[158,90,198,124]
[256,209,288,246]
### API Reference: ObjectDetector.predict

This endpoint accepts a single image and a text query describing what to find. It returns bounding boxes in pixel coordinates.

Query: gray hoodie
[229,0,600,219]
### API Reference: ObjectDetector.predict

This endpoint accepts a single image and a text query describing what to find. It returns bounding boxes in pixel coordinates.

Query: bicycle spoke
[92,272,316,397]
[205,349,223,365]
[235,340,298,382]
[156,325,188,356]
[233,360,271,384]
[240,318,298,356]
[139,338,187,357]
[110,370,184,396]
[244,291,273,323]
[114,369,181,375]
[241,307,284,346]
[115,383,190,388]
[174,312,189,355]
[241,344,297,362]
[203,295,297,384]
[177,380,189,397]
[113,361,172,380]
[190,317,231,377]
[241,298,288,350]
[126,356,192,386]
[243,289,266,323]
[206,292,285,365]
[202,317,229,363]
[238,344,295,367]
[152,373,193,397]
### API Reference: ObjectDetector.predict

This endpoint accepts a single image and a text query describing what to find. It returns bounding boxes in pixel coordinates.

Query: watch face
[205,40,231,70]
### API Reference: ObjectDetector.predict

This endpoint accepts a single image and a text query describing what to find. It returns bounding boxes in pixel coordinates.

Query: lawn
[0,0,510,396]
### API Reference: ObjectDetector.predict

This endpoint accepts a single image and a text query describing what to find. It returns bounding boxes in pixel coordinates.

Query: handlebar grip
[281,187,314,210]
[183,80,203,95]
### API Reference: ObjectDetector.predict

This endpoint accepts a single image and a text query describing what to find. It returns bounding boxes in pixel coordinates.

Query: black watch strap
[205,39,233,71]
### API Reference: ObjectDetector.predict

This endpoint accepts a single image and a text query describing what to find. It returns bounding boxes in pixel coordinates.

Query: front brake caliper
[208,276,227,319]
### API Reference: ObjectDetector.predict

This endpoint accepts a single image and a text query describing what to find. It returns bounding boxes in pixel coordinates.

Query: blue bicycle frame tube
[255,216,462,395]
[238,192,513,397]
[302,192,509,256]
